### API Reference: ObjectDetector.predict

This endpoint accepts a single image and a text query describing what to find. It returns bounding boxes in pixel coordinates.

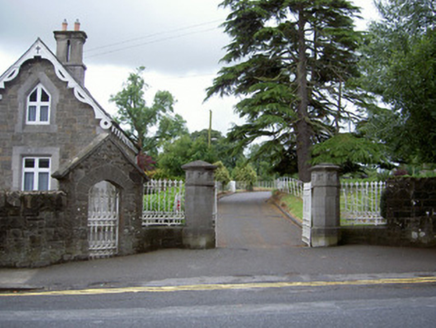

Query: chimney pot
[74,19,80,31]
[62,19,68,31]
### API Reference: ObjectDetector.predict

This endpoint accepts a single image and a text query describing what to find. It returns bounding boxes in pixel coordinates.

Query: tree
[190,129,245,171]
[147,113,189,157]
[207,0,362,181]
[190,129,223,143]
[246,143,279,180]
[233,164,257,191]
[311,132,388,174]
[214,161,231,191]
[157,132,220,178]
[110,67,187,157]
[157,135,193,178]
[358,0,436,163]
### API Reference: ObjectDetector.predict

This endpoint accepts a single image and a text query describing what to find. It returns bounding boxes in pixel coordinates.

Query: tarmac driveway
[216,192,304,249]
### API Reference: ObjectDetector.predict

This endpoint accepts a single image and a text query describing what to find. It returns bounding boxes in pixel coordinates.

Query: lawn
[143,187,185,213]
[273,192,303,222]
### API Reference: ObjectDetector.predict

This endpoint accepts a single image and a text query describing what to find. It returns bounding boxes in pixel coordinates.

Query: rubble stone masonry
[0,191,71,267]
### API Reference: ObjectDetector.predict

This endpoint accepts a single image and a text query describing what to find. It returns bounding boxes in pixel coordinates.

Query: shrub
[234,164,257,191]
[214,161,231,191]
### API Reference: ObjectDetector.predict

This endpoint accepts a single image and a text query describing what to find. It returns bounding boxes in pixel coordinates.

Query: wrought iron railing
[341,181,386,226]
[142,179,185,226]
[278,177,386,226]
[276,177,304,197]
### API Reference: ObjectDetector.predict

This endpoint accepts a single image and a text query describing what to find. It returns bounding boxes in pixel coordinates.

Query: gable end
[0,38,112,130]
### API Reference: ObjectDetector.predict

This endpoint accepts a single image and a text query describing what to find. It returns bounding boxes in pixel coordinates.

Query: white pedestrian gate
[88,181,119,259]
[302,182,312,247]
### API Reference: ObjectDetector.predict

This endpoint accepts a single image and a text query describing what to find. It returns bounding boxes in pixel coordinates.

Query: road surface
[217,192,303,249]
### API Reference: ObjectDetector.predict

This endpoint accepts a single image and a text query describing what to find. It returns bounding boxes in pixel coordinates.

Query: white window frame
[26,84,50,125]
[22,157,51,191]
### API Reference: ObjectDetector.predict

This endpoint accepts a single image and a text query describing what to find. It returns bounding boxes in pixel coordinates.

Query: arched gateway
[87,181,120,258]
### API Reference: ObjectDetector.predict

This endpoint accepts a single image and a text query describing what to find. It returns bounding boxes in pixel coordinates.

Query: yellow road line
[2,276,436,297]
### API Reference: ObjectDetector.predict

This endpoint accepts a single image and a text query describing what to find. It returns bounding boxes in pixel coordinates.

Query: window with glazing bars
[22,157,51,191]
[26,84,50,124]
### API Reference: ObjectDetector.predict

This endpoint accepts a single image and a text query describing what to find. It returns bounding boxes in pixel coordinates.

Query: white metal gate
[88,181,119,259]
[302,182,312,247]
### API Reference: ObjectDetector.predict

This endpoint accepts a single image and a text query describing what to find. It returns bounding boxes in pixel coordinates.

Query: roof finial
[62,19,68,31]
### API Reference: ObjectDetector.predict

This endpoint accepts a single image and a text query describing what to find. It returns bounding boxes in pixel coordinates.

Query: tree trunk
[295,8,312,182]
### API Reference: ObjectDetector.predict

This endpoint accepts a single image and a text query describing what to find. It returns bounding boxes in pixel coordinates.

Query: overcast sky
[0,0,378,135]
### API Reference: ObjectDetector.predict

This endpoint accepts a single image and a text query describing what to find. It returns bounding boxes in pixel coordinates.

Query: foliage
[191,129,245,171]
[136,152,156,172]
[311,133,388,174]
[357,0,436,163]
[246,143,279,180]
[207,0,363,181]
[233,164,257,190]
[214,161,231,189]
[110,67,188,157]
[157,134,219,178]
[156,127,248,178]
[146,168,181,181]
[191,129,223,143]
[157,135,193,178]
[150,113,189,151]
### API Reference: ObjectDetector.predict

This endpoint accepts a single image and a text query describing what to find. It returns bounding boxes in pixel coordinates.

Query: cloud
[0,0,240,134]
[85,65,243,135]
[0,0,379,136]
[0,0,230,74]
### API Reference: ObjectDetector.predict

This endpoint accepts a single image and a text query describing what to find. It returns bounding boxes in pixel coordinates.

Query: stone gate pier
[182,160,217,249]
[310,164,341,247]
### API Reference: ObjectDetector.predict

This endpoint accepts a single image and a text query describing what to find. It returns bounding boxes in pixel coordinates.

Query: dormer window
[26,84,50,124]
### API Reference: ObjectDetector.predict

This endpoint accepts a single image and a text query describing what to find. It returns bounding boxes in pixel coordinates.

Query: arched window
[26,84,50,124]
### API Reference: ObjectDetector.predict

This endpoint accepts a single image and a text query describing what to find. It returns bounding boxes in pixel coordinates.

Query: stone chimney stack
[54,19,87,85]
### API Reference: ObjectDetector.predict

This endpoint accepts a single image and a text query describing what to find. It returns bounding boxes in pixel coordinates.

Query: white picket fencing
[142,179,185,226]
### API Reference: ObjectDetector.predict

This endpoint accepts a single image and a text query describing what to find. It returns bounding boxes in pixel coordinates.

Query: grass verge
[272,191,303,222]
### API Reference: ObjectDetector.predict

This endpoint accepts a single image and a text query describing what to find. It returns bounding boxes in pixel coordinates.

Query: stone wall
[0,159,218,267]
[384,177,436,246]
[341,177,436,247]
[0,191,72,267]
[141,227,184,252]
